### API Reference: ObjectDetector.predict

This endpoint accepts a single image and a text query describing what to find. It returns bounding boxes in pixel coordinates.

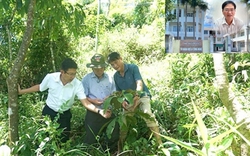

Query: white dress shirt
[40,72,86,112]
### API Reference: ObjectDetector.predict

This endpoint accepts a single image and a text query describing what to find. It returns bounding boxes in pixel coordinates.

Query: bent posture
[107,52,162,152]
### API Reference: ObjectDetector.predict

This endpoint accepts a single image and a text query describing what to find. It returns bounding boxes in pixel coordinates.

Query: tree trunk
[6,0,36,145]
[50,40,56,72]
[106,0,110,16]
[193,9,195,40]
[184,3,187,39]
[213,53,250,156]
[176,0,179,40]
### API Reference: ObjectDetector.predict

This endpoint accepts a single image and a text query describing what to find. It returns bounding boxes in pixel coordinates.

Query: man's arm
[18,84,40,95]
[80,98,111,118]
[86,97,103,105]
[136,80,143,91]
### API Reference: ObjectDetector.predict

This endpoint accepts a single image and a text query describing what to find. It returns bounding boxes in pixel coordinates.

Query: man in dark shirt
[107,52,162,151]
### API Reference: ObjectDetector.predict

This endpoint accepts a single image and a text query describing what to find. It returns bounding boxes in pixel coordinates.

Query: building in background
[165,1,208,40]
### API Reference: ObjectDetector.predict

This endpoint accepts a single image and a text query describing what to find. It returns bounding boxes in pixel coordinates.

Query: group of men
[18,52,162,154]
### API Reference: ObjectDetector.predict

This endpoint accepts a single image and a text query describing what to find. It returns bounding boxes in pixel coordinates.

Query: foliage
[132,0,153,28]
[154,54,219,140]
[100,21,165,64]
[2,52,250,155]
[0,94,8,146]
[160,99,249,156]
[103,90,143,113]
[21,34,75,86]
[0,59,9,93]
[165,0,175,21]
[102,90,153,141]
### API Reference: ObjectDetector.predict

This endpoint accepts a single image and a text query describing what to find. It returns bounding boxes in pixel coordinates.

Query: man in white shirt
[214,1,244,36]
[18,58,111,143]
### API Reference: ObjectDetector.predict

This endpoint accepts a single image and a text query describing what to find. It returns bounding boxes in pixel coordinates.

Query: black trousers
[42,105,72,143]
[84,110,120,151]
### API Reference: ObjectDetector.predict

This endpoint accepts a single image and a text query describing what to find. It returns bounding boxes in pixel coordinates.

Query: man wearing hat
[82,54,119,152]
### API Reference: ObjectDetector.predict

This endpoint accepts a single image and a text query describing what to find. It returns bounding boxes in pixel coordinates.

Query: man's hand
[100,109,112,118]
[122,100,129,110]
[18,84,21,95]
[123,96,140,112]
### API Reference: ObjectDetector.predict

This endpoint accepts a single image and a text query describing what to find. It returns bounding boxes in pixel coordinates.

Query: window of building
[174,9,182,17]
[240,42,245,47]
[173,26,177,32]
[241,31,244,36]
[187,26,193,32]
[204,30,208,34]
[187,13,193,17]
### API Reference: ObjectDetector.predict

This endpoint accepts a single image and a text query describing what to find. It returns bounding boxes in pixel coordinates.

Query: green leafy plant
[158,99,247,156]
[102,90,153,141]
[103,89,144,115]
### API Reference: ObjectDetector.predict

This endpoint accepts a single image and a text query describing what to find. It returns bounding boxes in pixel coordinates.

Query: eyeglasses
[65,71,77,76]
[223,8,235,12]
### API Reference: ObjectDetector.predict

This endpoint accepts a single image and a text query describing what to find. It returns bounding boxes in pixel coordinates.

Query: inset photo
[165,0,250,53]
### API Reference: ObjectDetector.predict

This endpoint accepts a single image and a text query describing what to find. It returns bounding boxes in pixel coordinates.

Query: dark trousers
[42,105,72,143]
[84,110,120,151]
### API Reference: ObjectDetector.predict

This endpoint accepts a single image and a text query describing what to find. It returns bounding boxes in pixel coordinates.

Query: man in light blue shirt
[82,54,119,153]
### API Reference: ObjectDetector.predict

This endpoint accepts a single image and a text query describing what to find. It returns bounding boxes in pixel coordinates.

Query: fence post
[209,36,214,53]
[224,35,231,53]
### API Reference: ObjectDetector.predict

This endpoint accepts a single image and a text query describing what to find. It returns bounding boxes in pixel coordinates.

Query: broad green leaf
[117,97,124,103]
[106,118,116,139]
[161,134,204,156]
[117,116,129,130]
[137,110,153,121]
[182,123,196,129]
[123,93,133,104]
[242,70,248,82]
[192,100,208,143]
[16,0,23,10]
[215,134,233,154]
[103,96,113,111]
[125,114,137,126]
[208,122,247,145]
[125,89,135,94]
[161,148,171,156]
[234,61,239,70]
[111,97,121,109]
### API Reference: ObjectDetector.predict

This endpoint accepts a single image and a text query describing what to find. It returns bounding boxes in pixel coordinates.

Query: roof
[232,35,250,42]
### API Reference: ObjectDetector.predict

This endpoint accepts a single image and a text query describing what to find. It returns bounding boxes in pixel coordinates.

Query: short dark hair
[222,1,236,10]
[61,58,78,71]
[107,52,121,63]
